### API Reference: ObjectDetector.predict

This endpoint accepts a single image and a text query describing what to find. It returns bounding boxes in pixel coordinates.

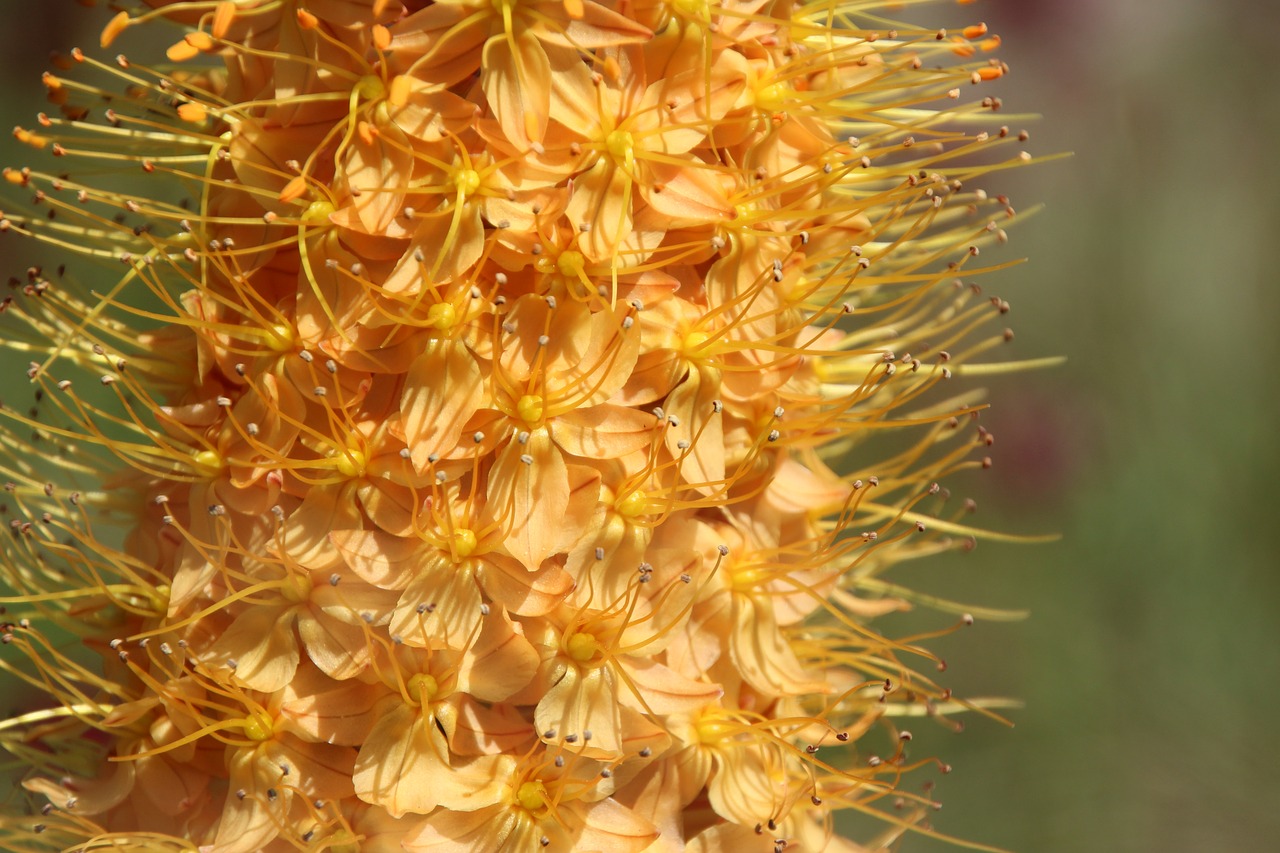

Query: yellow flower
[0,1,1047,850]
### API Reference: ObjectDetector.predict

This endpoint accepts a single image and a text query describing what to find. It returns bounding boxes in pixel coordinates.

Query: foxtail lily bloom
[0,1,1050,850]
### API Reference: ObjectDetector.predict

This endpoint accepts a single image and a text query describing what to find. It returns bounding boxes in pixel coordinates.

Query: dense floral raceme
[0,0,1048,850]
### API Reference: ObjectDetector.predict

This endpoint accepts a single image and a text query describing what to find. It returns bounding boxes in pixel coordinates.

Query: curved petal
[534,664,623,759]
[401,338,485,471]
[482,32,551,147]
[206,604,299,693]
[331,528,421,590]
[390,555,484,650]
[489,429,571,571]
[476,553,574,617]
[550,404,658,459]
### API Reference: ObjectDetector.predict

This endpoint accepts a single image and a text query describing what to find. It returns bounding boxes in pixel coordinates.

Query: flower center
[301,199,335,224]
[242,711,274,742]
[191,449,224,477]
[682,329,717,359]
[354,74,387,102]
[556,250,585,278]
[264,322,296,352]
[566,630,603,665]
[728,560,769,592]
[408,672,440,706]
[616,489,648,518]
[695,712,735,746]
[516,780,547,812]
[450,528,478,559]
[427,301,458,330]
[280,572,312,604]
[516,394,545,427]
[754,80,789,114]
[452,167,481,199]
[605,129,635,169]
[333,444,367,479]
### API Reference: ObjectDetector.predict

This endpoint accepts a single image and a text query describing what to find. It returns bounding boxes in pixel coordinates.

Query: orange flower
[0,2,1048,850]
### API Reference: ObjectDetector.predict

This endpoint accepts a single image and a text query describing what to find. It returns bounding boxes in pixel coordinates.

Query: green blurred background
[2,2,1277,851]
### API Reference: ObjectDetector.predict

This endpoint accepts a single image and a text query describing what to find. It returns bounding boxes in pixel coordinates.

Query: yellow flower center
[565,630,603,665]
[427,301,458,330]
[452,167,481,199]
[616,489,648,518]
[516,394,545,427]
[242,711,274,742]
[450,528,478,559]
[517,780,547,811]
[605,129,635,169]
[264,322,296,352]
[556,250,585,278]
[729,560,769,591]
[754,81,789,114]
[280,572,312,604]
[301,199,335,224]
[354,74,387,102]
[333,444,367,479]
[695,712,735,746]
[408,672,440,706]
[191,449,223,477]
[670,0,710,23]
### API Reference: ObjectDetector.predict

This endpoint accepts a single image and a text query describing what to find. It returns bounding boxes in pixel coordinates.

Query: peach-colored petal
[663,365,726,492]
[546,41,605,138]
[570,796,661,853]
[730,595,828,697]
[331,527,419,589]
[489,429,570,571]
[535,664,623,758]
[206,603,299,693]
[450,699,533,756]
[265,736,357,800]
[342,110,415,235]
[354,703,507,817]
[476,553,574,616]
[456,611,539,702]
[200,774,277,853]
[566,158,632,263]
[550,403,658,459]
[482,32,551,147]
[390,555,484,650]
[535,1,652,49]
[279,483,363,572]
[298,606,375,680]
[402,803,518,852]
[616,657,722,716]
[401,338,485,471]
[227,117,329,215]
[707,743,796,831]
[278,664,388,745]
[643,161,735,222]
[392,2,488,87]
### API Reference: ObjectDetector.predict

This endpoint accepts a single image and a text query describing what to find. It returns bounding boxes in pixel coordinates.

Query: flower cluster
[0,1,1040,851]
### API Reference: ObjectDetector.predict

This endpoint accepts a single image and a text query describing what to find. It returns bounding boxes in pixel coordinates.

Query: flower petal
[489,429,571,570]
[401,338,485,471]
[550,403,658,459]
